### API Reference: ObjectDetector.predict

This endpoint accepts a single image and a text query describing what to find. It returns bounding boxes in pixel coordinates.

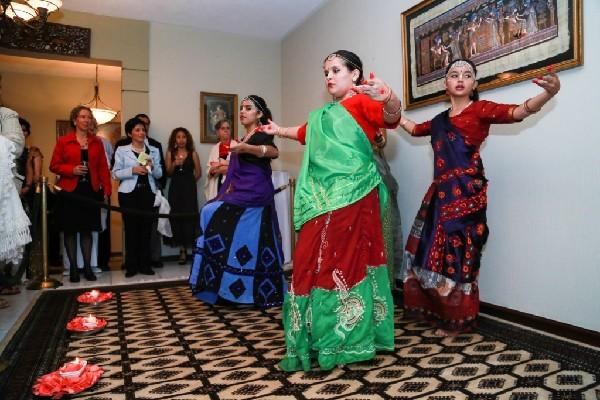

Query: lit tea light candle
[59,357,87,378]
[76,289,113,305]
[83,314,98,327]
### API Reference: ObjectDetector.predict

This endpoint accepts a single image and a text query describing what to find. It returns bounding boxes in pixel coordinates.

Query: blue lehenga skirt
[189,200,286,308]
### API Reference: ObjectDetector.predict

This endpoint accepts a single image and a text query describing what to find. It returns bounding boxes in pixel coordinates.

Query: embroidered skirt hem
[189,201,286,308]
[279,266,395,371]
[402,269,479,332]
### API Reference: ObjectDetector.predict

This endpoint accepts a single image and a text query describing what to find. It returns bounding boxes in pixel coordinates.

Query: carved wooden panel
[0,21,91,58]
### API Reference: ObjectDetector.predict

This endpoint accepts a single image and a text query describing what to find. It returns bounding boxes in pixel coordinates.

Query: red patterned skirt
[291,189,386,295]
[402,183,489,331]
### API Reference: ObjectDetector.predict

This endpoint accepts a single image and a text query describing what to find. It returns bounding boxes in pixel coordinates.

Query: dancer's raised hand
[353,72,391,102]
[258,119,281,136]
[533,66,560,96]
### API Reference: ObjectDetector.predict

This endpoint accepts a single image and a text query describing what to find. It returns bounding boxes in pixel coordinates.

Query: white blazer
[112,144,163,193]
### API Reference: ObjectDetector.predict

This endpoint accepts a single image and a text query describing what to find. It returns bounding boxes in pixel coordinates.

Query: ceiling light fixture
[84,65,118,125]
[0,0,62,25]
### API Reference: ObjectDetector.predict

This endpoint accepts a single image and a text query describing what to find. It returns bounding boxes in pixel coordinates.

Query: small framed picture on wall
[200,92,237,144]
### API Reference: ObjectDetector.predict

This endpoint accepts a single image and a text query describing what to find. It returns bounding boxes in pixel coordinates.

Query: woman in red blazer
[50,105,111,282]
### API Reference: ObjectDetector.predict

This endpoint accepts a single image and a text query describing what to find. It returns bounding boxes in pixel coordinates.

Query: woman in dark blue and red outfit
[398,59,560,336]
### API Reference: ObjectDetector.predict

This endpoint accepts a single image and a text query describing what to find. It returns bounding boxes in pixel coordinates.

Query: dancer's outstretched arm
[512,68,560,120]
[398,67,561,135]
[260,120,301,141]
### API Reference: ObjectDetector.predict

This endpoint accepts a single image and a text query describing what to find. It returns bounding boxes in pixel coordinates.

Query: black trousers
[118,185,155,273]
[97,195,111,268]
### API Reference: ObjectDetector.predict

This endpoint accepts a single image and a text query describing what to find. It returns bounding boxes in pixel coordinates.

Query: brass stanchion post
[27,177,62,289]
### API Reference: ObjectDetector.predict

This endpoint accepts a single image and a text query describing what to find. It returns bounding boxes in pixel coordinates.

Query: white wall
[281,0,600,331]
[149,23,282,254]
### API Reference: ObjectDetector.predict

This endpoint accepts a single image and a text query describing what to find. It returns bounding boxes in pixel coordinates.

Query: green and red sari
[280,97,395,371]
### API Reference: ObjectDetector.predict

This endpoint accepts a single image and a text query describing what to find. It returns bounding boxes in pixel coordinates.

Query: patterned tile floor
[0,263,190,351]
[43,283,600,400]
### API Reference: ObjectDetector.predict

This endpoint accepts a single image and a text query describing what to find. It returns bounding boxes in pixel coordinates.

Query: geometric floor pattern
[4,283,600,399]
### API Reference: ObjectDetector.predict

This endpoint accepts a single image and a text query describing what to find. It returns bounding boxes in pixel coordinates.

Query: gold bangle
[260,145,267,157]
[523,98,540,114]
[383,106,401,119]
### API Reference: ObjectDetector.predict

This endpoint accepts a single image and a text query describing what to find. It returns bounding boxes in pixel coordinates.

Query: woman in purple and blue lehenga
[397,59,560,336]
[189,95,286,308]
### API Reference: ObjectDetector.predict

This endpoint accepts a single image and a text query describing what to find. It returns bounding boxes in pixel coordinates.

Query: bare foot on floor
[434,328,459,337]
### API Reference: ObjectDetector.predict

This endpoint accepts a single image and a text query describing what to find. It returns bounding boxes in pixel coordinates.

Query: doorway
[0,53,124,266]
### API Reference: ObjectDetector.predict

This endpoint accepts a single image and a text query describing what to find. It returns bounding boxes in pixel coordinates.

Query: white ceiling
[61,0,329,41]
[0,1,328,79]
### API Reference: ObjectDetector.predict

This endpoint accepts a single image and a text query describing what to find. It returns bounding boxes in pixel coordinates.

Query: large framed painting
[200,92,237,144]
[401,0,583,110]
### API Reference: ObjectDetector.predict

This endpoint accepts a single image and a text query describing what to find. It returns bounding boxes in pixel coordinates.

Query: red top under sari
[412,100,519,146]
[297,94,399,145]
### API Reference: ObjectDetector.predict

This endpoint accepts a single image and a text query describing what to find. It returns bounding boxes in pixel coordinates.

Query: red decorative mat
[66,316,107,333]
[32,363,103,399]
[76,290,113,304]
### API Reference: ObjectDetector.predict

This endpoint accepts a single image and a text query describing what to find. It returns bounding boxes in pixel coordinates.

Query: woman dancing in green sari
[263,50,401,371]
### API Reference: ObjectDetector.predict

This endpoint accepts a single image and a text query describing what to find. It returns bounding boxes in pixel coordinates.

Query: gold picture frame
[401,0,583,110]
[200,91,238,144]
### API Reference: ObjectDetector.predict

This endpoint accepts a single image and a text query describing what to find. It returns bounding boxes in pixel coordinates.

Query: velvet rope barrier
[51,183,290,219]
